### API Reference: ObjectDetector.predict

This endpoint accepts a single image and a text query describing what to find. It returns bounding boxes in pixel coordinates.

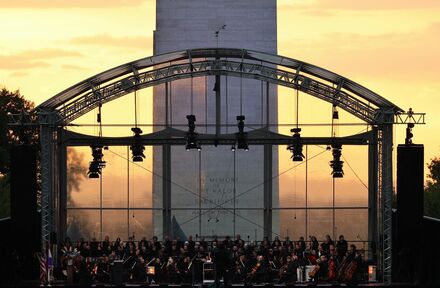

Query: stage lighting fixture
[287,128,304,161]
[330,143,344,178]
[235,115,249,151]
[87,161,101,178]
[332,104,339,120]
[130,127,145,162]
[87,144,106,178]
[185,115,201,151]
[405,123,415,145]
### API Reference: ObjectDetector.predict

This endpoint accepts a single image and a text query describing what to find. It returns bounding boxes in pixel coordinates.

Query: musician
[213,243,230,287]
[309,235,319,252]
[132,255,147,282]
[232,254,247,283]
[248,255,268,284]
[278,255,295,284]
[283,236,293,249]
[295,236,305,253]
[321,235,334,255]
[165,257,180,284]
[152,236,162,251]
[151,257,163,283]
[77,256,92,286]
[267,248,281,281]
[327,247,338,282]
[307,248,318,265]
[90,256,108,282]
[234,234,242,246]
[177,256,192,283]
[316,255,329,282]
[336,235,348,262]
[272,236,282,248]
[187,235,195,256]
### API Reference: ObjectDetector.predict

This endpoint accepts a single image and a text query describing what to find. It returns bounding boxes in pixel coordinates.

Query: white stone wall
[153,0,278,240]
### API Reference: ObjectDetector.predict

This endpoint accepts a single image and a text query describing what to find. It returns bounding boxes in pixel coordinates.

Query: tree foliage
[0,87,37,176]
[425,157,440,219]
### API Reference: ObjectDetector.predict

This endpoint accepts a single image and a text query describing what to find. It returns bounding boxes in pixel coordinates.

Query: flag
[47,248,53,269]
[38,252,47,286]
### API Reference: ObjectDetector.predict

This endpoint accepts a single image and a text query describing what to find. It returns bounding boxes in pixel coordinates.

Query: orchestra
[57,234,366,285]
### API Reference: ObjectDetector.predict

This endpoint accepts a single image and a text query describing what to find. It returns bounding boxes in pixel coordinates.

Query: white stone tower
[153,0,278,240]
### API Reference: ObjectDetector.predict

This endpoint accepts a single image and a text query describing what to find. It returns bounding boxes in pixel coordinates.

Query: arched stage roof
[36,48,403,126]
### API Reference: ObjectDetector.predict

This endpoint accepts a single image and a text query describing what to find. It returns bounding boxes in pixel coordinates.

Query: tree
[0,88,37,218]
[425,157,440,219]
[0,88,37,176]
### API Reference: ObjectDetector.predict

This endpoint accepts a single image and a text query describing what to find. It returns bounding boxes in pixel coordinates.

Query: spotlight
[130,127,145,162]
[87,145,106,178]
[231,145,236,152]
[235,115,249,151]
[287,128,304,161]
[332,104,339,120]
[185,115,201,151]
[330,143,344,178]
[87,161,101,178]
[405,123,414,145]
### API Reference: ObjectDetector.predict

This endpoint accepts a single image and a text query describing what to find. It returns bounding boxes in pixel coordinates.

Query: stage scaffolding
[8,48,425,284]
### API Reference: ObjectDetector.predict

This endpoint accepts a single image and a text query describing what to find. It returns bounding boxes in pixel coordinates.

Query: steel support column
[40,121,54,253]
[381,124,393,284]
[264,144,273,240]
[368,127,378,261]
[162,144,172,239]
[215,73,221,137]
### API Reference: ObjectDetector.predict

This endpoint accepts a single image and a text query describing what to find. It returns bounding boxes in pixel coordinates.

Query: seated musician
[133,255,147,283]
[336,244,363,284]
[232,254,248,283]
[177,255,192,284]
[248,255,268,284]
[278,255,296,284]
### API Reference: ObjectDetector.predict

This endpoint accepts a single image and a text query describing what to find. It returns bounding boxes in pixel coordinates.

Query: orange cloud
[279,23,440,81]
[0,0,146,8]
[68,34,152,50]
[280,0,440,10]
[61,64,87,70]
[0,48,83,70]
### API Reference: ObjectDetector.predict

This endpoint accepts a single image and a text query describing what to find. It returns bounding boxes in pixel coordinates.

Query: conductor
[213,243,230,287]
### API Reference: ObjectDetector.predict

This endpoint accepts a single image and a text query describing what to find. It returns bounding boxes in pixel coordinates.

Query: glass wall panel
[307,146,334,207]
[306,209,333,241]
[102,210,129,240]
[277,209,306,240]
[129,147,154,208]
[334,146,368,208]
[67,147,100,208]
[129,210,156,241]
[334,209,368,243]
[102,146,128,208]
[66,210,101,241]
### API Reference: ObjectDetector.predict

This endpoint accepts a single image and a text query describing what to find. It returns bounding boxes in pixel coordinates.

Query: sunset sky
[1,0,439,181]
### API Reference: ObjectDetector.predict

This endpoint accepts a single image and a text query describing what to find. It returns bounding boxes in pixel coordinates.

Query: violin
[250,262,261,276]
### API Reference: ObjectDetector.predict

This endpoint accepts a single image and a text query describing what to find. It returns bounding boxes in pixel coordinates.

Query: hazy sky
[1,0,439,182]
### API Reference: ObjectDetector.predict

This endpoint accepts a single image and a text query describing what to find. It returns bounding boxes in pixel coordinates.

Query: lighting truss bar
[61,128,372,147]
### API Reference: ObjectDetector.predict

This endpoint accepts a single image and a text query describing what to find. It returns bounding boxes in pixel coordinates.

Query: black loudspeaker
[396,144,424,282]
[10,145,39,255]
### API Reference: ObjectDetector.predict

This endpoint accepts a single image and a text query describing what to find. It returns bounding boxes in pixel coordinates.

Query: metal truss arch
[36,48,403,126]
